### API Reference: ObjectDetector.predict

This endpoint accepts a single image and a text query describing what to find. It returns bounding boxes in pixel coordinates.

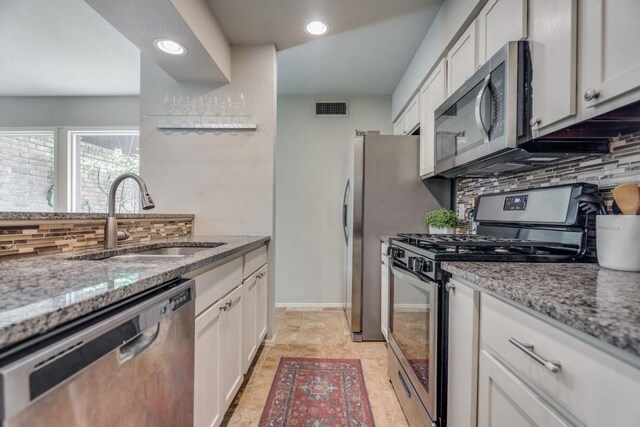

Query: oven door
[389,262,438,420]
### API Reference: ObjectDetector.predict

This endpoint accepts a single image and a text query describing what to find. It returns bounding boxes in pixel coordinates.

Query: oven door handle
[389,263,435,292]
[475,74,491,143]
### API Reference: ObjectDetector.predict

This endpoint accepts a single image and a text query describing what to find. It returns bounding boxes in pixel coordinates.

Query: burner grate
[396,233,578,250]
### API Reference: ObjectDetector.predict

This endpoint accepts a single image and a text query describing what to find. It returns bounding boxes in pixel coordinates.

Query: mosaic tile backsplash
[457,132,640,214]
[456,133,640,258]
[0,215,194,259]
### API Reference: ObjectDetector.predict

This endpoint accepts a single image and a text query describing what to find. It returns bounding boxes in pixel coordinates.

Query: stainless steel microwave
[433,41,610,178]
[434,41,529,177]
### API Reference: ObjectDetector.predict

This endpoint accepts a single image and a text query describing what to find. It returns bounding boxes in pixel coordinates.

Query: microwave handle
[475,74,491,143]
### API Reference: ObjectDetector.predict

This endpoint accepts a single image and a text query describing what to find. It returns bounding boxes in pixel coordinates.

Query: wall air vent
[315,101,348,117]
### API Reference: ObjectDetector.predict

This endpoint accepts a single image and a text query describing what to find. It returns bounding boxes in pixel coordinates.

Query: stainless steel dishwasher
[0,278,195,427]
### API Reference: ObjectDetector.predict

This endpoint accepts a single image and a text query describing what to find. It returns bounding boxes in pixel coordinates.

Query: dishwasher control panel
[169,288,192,311]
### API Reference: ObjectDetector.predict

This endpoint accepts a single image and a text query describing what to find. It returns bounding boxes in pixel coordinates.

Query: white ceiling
[207,0,442,96]
[277,8,440,96]
[207,0,439,51]
[0,0,140,97]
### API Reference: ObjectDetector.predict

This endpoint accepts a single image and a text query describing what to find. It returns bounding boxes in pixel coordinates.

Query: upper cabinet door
[393,115,405,135]
[477,0,528,64]
[419,59,447,177]
[529,0,577,133]
[580,0,640,115]
[404,95,420,134]
[447,20,478,96]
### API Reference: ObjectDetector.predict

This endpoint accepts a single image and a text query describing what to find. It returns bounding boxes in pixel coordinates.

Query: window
[0,129,139,213]
[0,132,56,212]
[70,131,140,213]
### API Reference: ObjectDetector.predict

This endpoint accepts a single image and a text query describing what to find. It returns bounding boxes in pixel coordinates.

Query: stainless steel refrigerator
[341,131,450,341]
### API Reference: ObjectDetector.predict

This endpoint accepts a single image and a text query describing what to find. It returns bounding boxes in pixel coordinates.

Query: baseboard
[275,303,344,308]
[262,335,277,346]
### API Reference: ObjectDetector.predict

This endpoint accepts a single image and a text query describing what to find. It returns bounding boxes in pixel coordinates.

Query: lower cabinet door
[478,350,571,427]
[447,279,479,427]
[243,275,258,373]
[195,299,223,427]
[220,285,244,412]
[256,267,268,342]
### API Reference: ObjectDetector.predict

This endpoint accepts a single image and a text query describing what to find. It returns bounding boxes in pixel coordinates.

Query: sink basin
[125,247,212,256]
[70,243,226,261]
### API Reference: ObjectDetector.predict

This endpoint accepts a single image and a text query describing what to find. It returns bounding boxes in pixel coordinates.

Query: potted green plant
[424,209,458,234]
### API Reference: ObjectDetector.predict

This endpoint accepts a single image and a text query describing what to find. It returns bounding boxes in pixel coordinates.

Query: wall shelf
[145,114,257,131]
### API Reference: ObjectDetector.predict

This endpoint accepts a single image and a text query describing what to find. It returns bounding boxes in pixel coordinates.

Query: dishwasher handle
[117,323,160,364]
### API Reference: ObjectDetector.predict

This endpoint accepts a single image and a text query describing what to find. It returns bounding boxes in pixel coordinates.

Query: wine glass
[163,93,179,115]
[194,95,206,128]
[179,94,192,127]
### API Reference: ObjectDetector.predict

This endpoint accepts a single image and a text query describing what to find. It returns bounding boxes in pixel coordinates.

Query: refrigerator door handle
[342,179,350,243]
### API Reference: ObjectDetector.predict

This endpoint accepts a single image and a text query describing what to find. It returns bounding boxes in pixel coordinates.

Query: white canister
[596,215,640,272]
[429,227,456,235]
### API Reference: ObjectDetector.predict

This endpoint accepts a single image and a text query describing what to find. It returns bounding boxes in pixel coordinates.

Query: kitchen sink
[69,243,226,261]
[123,247,213,256]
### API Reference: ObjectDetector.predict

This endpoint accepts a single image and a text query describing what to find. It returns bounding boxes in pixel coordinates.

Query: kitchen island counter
[0,235,269,352]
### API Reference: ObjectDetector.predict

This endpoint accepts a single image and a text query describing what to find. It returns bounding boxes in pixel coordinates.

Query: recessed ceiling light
[305,21,328,36]
[154,39,187,56]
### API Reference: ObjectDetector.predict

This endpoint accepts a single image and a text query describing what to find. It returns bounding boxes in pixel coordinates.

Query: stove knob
[407,257,416,270]
[426,261,434,272]
[396,249,405,258]
[413,258,425,273]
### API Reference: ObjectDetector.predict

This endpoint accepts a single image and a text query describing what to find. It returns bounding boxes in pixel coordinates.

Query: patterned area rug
[259,357,376,427]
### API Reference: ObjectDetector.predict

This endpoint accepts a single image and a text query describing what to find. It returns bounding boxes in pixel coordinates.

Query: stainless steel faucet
[104,173,155,249]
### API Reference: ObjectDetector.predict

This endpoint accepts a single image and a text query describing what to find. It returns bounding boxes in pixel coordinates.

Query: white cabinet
[476,0,527,64]
[446,279,480,427]
[194,284,244,427]
[194,297,223,427]
[243,265,267,373]
[478,350,571,427]
[393,117,404,135]
[393,95,420,136]
[380,242,389,340]
[243,274,258,372]
[419,59,447,177]
[447,20,478,96]
[480,292,640,427]
[404,95,420,134]
[528,0,577,133]
[220,285,244,411]
[256,266,268,343]
[580,0,640,116]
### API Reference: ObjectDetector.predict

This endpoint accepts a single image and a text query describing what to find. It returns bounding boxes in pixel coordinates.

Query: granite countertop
[0,235,269,351]
[0,212,195,221]
[442,262,640,359]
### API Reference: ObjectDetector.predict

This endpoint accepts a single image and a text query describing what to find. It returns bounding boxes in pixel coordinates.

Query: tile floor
[224,308,409,426]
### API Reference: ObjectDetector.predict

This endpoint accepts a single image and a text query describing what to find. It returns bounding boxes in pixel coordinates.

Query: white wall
[0,96,139,127]
[275,95,392,306]
[139,44,277,335]
[392,0,484,118]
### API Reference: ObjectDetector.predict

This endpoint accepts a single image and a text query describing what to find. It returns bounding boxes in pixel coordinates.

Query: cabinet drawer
[192,256,243,315]
[243,245,267,278]
[481,294,640,426]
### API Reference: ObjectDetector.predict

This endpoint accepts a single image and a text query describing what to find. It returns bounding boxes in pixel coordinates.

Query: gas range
[388,183,598,282]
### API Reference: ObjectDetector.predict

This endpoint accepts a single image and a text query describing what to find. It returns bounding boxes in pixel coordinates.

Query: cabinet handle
[584,88,600,102]
[445,282,456,293]
[529,116,542,127]
[509,337,561,373]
